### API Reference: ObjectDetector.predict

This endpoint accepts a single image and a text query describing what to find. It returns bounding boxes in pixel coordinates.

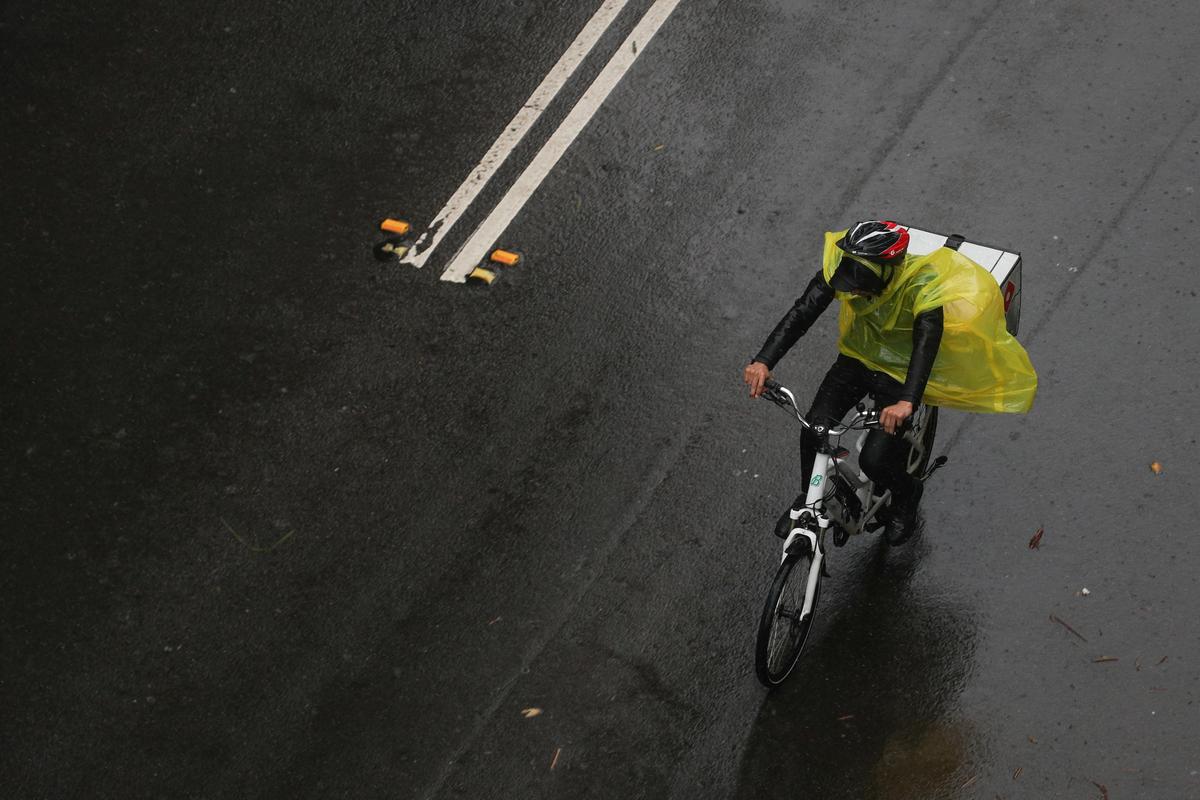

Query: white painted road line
[441,0,684,283]
[399,0,633,269]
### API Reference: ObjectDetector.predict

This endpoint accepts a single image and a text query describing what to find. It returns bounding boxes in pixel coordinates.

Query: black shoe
[883,482,924,545]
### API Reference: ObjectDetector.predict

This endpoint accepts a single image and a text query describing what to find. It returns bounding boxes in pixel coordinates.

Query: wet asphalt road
[3,1,1200,798]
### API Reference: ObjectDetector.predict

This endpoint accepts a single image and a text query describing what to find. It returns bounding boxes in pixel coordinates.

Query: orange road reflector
[380,218,411,235]
[489,249,521,266]
[468,267,496,285]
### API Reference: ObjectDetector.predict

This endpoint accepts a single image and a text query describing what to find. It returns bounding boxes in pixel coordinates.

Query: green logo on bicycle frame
[810,475,823,487]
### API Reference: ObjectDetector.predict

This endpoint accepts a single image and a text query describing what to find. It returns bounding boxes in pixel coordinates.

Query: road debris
[837,714,854,721]
[1093,656,1119,663]
[1157,655,1168,665]
[1150,461,1163,474]
[521,707,543,719]
[1012,767,1023,780]
[1027,735,1038,744]
[488,616,502,625]
[1049,614,1088,642]
[1135,656,1143,671]
[1028,527,1044,549]
[1091,780,1109,799]
[550,747,562,770]
[959,774,978,789]
[1080,588,1091,596]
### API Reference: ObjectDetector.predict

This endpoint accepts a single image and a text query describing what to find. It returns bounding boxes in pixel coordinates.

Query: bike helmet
[830,220,910,294]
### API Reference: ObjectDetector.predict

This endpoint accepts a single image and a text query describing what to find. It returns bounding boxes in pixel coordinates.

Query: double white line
[399,0,684,283]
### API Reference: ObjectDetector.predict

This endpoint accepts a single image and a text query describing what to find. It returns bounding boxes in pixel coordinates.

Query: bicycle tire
[755,549,821,688]
[906,406,939,477]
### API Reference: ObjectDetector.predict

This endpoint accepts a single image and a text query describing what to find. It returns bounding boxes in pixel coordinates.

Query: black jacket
[753,269,943,405]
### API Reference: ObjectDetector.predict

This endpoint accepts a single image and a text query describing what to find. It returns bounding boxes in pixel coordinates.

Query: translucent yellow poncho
[821,230,1038,413]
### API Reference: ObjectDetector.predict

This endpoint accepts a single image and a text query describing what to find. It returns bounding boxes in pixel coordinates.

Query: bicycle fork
[782,526,824,620]
[780,453,835,617]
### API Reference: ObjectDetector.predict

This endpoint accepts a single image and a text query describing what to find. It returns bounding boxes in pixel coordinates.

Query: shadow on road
[735,533,981,800]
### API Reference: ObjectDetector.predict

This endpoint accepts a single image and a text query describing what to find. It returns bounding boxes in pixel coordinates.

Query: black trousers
[798,354,921,503]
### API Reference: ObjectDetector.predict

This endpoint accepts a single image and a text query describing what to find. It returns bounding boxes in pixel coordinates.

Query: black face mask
[829,255,887,294]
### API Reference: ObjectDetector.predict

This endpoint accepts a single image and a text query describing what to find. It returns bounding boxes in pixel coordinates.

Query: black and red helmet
[836,220,910,261]
[830,220,910,294]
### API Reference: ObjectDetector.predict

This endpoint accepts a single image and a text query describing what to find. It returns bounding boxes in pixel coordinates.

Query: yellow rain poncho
[821,230,1037,413]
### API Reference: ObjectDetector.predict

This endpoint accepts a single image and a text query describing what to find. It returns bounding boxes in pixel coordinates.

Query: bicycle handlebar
[760,378,881,434]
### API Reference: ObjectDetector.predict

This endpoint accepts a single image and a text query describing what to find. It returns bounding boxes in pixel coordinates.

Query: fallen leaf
[1157,655,1168,665]
[1028,527,1044,549]
[550,747,561,770]
[1150,461,1163,474]
[1093,656,1119,663]
[521,708,543,719]
[1028,735,1038,744]
[1091,780,1109,799]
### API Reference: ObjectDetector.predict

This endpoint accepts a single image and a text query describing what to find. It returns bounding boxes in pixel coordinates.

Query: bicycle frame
[772,408,887,618]
[765,381,930,572]
[755,377,942,686]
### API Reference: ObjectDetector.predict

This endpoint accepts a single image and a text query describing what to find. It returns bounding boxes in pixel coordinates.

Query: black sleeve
[899,307,944,404]
[752,270,835,369]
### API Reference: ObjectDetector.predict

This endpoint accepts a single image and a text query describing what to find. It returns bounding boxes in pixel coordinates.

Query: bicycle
[753,378,946,688]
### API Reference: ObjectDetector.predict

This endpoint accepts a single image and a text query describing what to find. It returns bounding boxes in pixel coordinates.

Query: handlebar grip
[763,378,781,392]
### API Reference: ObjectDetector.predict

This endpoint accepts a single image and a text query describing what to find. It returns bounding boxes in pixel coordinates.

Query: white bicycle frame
[769,384,932,621]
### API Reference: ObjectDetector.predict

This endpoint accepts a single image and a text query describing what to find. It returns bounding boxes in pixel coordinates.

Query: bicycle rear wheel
[906,406,939,477]
[755,547,822,688]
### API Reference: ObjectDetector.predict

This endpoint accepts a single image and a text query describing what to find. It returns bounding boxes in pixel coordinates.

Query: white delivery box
[899,225,1023,336]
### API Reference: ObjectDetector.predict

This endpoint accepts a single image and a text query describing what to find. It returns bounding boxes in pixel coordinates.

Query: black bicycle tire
[885,407,940,546]
[909,406,939,477]
[754,551,821,688]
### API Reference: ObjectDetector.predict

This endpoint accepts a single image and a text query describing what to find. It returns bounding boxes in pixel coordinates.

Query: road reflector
[490,249,521,266]
[468,266,497,285]
[380,218,411,235]
[373,237,410,262]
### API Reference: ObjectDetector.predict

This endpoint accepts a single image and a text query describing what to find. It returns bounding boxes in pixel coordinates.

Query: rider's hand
[881,400,914,434]
[744,361,771,398]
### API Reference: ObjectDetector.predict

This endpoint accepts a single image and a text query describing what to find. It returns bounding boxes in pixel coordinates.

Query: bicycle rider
[743,220,1037,544]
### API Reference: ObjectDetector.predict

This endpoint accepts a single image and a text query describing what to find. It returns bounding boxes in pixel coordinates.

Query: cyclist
[743,220,1037,543]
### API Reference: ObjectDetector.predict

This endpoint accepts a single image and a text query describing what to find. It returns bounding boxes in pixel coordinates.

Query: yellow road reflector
[490,249,521,266]
[373,237,410,262]
[468,266,496,285]
[380,218,411,235]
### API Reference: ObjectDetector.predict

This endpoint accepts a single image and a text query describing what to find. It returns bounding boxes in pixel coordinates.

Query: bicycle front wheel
[755,547,822,688]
